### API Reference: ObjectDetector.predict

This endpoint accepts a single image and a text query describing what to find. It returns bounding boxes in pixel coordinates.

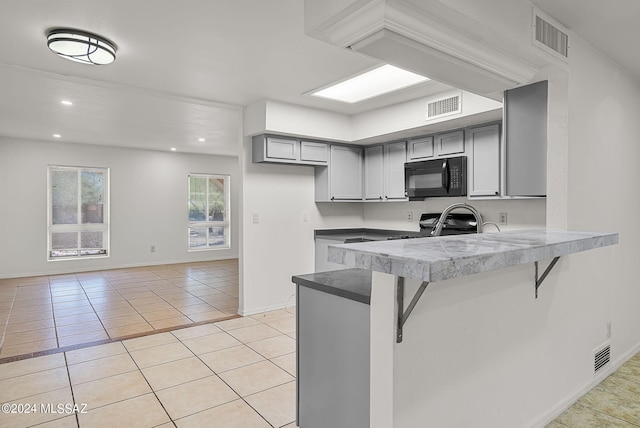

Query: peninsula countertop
[327,229,619,282]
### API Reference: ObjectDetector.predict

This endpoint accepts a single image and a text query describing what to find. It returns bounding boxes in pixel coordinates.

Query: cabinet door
[436,130,464,155]
[407,136,433,161]
[301,141,328,163]
[384,141,407,200]
[504,80,547,196]
[364,146,384,200]
[265,136,298,160]
[468,124,500,197]
[330,145,363,200]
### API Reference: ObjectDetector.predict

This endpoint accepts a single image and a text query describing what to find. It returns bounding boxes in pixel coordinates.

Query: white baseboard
[239,301,296,317]
[0,255,239,280]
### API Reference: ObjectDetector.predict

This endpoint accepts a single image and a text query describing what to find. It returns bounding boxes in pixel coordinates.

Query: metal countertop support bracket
[535,256,561,298]
[396,277,430,343]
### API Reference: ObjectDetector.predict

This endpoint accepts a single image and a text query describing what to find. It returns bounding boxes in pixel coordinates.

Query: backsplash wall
[363,197,546,232]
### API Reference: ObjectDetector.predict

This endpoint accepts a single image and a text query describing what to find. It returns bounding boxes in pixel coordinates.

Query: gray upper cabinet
[315,145,364,201]
[407,136,434,161]
[364,142,407,201]
[252,135,328,166]
[504,80,548,196]
[265,136,297,160]
[436,130,464,155]
[364,145,384,200]
[384,141,408,200]
[300,141,328,163]
[468,123,501,197]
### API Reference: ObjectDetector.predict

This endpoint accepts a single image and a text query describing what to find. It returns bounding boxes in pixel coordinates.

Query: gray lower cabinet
[293,270,371,428]
[315,145,363,201]
[468,123,501,197]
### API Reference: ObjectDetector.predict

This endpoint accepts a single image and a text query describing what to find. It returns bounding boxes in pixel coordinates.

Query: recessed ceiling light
[198,138,206,142]
[53,134,62,138]
[310,64,429,103]
[47,28,117,65]
[61,100,73,106]
[170,147,177,151]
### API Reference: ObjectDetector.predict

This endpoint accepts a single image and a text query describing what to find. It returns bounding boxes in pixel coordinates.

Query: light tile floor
[0,309,297,428]
[0,261,239,359]
[548,352,640,427]
[3,261,640,427]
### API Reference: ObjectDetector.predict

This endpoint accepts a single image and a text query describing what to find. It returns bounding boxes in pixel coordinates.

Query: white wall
[565,33,640,380]
[384,7,640,428]
[239,137,363,315]
[363,197,545,232]
[0,138,240,278]
[351,90,503,141]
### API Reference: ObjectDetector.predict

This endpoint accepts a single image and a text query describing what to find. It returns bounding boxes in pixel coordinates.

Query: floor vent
[532,9,569,61]
[594,344,611,374]
[426,93,461,120]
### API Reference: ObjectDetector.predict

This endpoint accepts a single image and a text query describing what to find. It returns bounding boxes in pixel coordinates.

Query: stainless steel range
[386,212,479,240]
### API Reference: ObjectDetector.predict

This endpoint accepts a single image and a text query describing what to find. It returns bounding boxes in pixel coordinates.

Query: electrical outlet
[607,321,612,339]
[407,212,413,222]
[301,211,309,223]
[252,213,260,223]
[499,212,508,225]
[150,245,156,253]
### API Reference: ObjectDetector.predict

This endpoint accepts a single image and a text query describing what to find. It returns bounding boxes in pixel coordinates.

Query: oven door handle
[442,159,450,191]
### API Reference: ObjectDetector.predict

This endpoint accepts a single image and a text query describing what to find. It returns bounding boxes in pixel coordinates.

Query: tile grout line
[123,335,181,427]
[183,319,281,428]
[0,285,18,352]
[62,351,82,428]
[0,315,240,365]
[48,277,62,350]
[76,274,112,346]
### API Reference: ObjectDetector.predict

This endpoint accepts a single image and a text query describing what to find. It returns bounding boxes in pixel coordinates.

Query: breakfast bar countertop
[327,229,619,283]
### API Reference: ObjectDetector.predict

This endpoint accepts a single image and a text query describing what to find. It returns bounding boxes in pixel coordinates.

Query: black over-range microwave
[405,156,467,200]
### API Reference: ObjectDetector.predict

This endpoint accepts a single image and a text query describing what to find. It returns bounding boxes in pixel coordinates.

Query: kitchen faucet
[430,203,483,236]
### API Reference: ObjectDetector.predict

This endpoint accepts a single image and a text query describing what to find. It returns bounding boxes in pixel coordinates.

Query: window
[188,174,230,250]
[48,166,109,260]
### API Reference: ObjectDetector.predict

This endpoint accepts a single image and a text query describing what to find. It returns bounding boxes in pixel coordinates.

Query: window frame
[187,173,231,251]
[47,165,110,261]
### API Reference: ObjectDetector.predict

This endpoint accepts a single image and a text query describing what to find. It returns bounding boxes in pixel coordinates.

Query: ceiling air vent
[594,344,611,374]
[532,9,569,62]
[426,93,461,120]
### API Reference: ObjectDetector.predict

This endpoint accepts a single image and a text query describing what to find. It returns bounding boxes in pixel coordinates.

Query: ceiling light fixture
[53,134,62,138]
[310,64,429,103]
[198,138,206,142]
[47,28,117,65]
[61,100,73,106]
[170,148,177,151]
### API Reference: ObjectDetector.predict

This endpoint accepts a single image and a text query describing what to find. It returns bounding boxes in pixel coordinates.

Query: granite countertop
[327,229,619,282]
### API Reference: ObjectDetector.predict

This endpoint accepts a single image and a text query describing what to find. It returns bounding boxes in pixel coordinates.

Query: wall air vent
[594,344,611,374]
[532,8,569,62]
[426,93,462,120]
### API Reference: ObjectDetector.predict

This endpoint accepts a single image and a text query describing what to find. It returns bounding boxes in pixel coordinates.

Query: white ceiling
[0,0,638,156]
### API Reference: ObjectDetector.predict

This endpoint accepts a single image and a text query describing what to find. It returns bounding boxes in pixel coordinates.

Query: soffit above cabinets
[304,0,568,98]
